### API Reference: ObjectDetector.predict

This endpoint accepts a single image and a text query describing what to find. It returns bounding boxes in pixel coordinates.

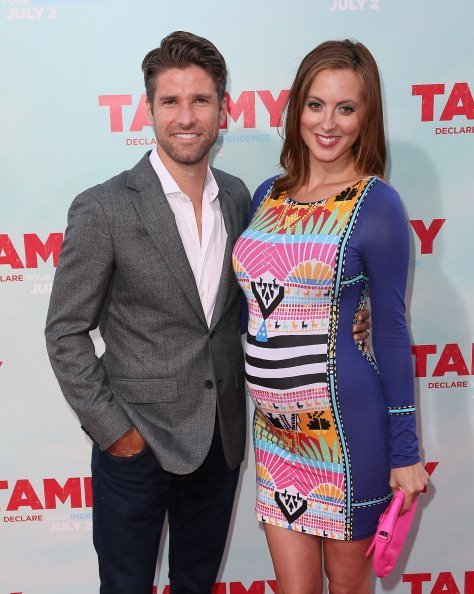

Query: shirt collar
[149,149,219,204]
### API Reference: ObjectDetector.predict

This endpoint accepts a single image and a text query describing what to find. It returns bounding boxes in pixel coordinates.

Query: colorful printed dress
[232,176,420,541]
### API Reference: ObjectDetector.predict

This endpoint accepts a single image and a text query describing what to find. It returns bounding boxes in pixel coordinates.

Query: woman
[232,40,429,594]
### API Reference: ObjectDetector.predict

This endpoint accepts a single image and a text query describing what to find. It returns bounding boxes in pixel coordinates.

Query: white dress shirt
[149,150,227,326]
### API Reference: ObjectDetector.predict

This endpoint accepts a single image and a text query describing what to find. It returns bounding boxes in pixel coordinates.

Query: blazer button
[210,330,216,338]
[204,379,214,389]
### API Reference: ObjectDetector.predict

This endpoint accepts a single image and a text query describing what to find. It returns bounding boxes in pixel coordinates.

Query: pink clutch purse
[365,489,418,578]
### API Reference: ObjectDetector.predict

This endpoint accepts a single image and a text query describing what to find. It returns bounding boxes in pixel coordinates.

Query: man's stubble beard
[157,129,219,166]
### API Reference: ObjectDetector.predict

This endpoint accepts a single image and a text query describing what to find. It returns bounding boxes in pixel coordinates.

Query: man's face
[146,65,227,169]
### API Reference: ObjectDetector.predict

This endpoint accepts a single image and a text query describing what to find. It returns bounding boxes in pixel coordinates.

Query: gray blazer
[45,152,251,474]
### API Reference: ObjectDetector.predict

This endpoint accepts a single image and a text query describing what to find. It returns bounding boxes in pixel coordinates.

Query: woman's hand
[352,308,371,352]
[390,462,430,512]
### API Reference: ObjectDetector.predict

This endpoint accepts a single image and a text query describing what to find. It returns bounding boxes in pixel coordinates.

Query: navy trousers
[91,422,240,594]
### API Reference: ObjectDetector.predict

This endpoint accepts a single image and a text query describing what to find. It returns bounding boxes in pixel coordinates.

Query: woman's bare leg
[323,536,373,594]
[264,523,324,594]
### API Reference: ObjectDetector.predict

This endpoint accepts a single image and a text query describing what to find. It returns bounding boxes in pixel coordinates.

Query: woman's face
[299,68,364,169]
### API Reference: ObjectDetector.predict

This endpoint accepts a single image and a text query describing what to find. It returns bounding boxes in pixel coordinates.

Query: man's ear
[145,100,154,125]
[219,95,227,127]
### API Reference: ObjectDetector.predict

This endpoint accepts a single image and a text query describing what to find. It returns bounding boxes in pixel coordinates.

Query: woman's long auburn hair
[273,39,386,198]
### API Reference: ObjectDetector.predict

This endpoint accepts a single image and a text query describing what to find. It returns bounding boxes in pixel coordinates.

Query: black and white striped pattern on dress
[245,332,328,390]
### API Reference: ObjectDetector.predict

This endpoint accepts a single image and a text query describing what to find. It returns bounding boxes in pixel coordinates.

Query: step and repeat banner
[2,1,473,592]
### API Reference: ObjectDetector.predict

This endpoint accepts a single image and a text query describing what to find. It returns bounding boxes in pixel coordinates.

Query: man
[45,31,370,594]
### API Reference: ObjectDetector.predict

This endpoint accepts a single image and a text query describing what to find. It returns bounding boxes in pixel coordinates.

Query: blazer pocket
[108,377,179,403]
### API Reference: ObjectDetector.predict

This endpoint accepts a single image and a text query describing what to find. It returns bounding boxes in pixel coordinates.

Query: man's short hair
[142,31,228,104]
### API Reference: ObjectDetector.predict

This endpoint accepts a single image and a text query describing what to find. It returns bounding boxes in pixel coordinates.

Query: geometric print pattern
[233,177,375,540]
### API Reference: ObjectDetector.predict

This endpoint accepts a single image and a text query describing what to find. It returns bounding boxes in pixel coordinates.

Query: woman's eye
[339,105,355,114]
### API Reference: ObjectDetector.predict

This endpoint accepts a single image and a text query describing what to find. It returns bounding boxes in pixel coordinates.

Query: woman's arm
[358,180,429,510]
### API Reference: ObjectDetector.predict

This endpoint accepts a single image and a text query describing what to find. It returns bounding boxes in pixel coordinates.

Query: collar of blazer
[127,152,241,330]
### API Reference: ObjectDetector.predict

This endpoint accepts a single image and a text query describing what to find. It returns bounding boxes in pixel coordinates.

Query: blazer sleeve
[45,190,133,450]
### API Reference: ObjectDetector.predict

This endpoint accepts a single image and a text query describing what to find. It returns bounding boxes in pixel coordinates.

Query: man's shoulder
[80,170,126,198]
[74,153,154,205]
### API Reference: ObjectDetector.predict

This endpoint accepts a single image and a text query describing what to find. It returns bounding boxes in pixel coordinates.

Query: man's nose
[176,103,197,126]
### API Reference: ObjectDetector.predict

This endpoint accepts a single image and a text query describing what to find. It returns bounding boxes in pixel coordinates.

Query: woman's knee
[324,537,373,594]
[327,576,371,594]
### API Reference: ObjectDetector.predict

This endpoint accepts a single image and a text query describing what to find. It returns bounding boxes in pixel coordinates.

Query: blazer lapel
[129,156,207,326]
[210,186,239,330]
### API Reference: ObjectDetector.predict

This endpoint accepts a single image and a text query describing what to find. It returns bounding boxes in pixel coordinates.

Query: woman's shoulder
[253,175,281,200]
[248,175,281,221]
[368,176,402,203]
[361,176,405,216]
[358,176,407,234]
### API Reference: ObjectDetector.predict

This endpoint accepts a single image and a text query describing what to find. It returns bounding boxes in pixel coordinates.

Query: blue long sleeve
[356,181,420,468]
